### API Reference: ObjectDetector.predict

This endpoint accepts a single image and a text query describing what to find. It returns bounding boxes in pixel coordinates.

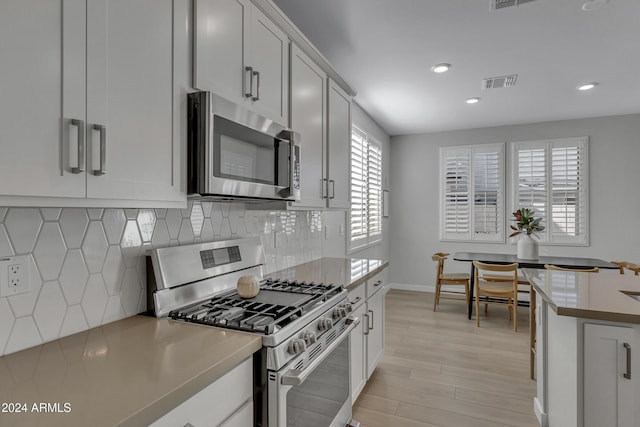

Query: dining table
[453,251,619,319]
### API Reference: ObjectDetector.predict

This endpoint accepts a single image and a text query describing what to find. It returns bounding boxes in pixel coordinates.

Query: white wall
[322,102,391,261]
[389,114,640,288]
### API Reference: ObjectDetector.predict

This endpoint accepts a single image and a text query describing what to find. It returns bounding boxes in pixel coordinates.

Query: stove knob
[302,330,317,346]
[341,303,353,314]
[317,317,333,331]
[333,307,347,320]
[287,338,307,356]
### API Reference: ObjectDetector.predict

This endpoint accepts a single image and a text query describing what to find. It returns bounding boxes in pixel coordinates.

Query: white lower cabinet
[366,288,385,379]
[350,302,367,402]
[348,267,388,403]
[538,303,639,427]
[583,323,636,427]
[150,357,253,427]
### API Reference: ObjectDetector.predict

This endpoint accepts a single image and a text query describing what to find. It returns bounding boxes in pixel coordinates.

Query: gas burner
[168,278,342,335]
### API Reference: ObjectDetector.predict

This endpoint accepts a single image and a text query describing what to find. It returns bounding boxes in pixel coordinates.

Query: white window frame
[511,137,589,246]
[348,125,383,252]
[439,143,505,243]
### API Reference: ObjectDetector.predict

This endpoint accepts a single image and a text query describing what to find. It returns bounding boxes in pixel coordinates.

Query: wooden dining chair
[432,253,470,311]
[473,261,519,331]
[611,261,640,276]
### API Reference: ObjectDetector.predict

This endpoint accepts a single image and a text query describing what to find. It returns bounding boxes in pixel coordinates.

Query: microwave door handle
[279,142,298,198]
[281,317,359,387]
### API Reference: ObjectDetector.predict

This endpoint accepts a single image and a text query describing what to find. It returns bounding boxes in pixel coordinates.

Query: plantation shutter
[473,146,504,240]
[442,148,470,239]
[367,142,383,238]
[440,144,504,242]
[350,126,383,250]
[350,128,367,242]
[512,137,588,245]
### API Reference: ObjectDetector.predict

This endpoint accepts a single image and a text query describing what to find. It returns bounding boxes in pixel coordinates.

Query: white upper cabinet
[0,0,85,198]
[0,0,187,207]
[85,0,185,203]
[194,0,289,126]
[290,44,327,209]
[326,81,352,209]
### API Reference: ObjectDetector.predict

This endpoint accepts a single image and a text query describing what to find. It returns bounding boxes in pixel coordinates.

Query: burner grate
[169,279,343,334]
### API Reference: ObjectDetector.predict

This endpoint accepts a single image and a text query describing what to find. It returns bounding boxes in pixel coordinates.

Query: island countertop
[524,268,640,324]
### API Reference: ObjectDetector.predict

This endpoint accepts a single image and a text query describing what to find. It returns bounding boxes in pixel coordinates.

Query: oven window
[286,339,350,426]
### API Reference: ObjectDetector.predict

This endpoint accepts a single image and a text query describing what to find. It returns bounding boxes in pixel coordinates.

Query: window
[512,137,588,245]
[349,126,382,251]
[440,144,505,242]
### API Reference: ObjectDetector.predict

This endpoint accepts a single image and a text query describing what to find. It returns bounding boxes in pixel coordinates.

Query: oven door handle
[281,317,359,387]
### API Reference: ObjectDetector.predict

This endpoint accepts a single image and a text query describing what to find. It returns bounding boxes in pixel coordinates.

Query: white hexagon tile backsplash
[0,202,323,356]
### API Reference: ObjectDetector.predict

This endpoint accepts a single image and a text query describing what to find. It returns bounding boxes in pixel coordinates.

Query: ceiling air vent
[491,0,536,10]
[482,74,518,90]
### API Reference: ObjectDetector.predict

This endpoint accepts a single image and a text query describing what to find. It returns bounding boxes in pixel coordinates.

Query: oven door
[269,319,359,427]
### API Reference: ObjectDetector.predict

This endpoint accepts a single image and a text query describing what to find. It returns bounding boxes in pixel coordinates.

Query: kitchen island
[524,268,640,427]
[0,256,387,427]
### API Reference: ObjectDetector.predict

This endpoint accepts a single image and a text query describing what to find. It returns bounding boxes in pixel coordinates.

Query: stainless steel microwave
[187,91,300,201]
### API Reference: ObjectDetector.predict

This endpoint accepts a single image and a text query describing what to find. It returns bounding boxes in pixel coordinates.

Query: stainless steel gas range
[147,237,361,427]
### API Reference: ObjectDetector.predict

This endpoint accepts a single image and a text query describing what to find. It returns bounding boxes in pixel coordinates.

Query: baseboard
[534,397,547,427]
[389,283,435,293]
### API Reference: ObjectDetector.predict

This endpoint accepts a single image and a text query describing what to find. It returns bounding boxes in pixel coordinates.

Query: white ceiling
[272,0,640,136]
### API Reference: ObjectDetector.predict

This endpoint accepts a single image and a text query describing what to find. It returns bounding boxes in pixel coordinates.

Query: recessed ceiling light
[431,63,451,73]
[466,97,481,104]
[577,82,599,91]
[582,0,608,11]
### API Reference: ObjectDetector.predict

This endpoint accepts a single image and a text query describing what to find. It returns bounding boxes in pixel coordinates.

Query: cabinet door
[85,0,184,202]
[584,323,635,427]
[194,0,250,105]
[366,289,385,378]
[151,357,252,427]
[248,6,289,126]
[290,44,326,209]
[0,0,86,198]
[327,80,351,209]
[350,303,367,403]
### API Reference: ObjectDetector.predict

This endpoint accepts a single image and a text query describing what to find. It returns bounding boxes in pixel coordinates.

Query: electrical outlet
[0,256,30,297]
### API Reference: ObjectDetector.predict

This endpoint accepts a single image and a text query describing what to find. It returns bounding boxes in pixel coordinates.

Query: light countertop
[524,268,640,324]
[267,257,388,292]
[0,315,261,427]
[0,257,388,427]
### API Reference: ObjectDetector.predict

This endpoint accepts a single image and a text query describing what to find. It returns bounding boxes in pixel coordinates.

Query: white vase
[517,234,538,260]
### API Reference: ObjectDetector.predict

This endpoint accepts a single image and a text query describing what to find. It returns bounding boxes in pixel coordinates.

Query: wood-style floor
[352,289,538,427]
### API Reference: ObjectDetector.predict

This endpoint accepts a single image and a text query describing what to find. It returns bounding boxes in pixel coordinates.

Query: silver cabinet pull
[322,178,328,199]
[252,70,260,101]
[363,313,369,335]
[329,179,335,199]
[70,119,85,174]
[368,309,374,330]
[350,296,361,305]
[374,280,382,287]
[92,124,106,176]
[624,343,631,379]
[244,66,254,98]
